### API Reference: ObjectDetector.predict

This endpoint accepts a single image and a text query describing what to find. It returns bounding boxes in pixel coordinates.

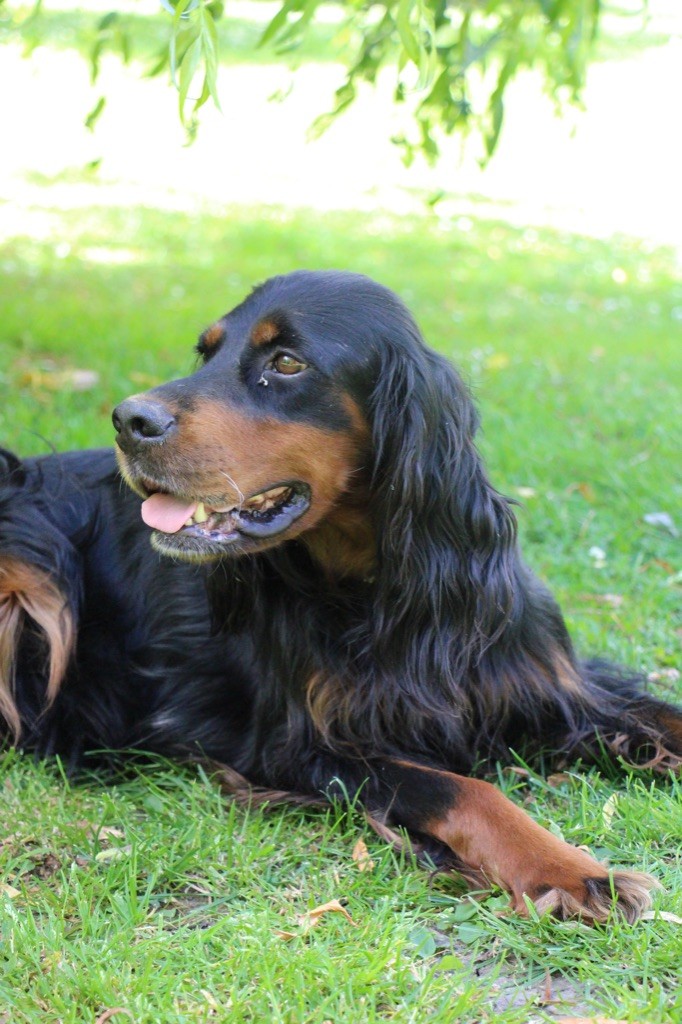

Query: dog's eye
[270,353,307,376]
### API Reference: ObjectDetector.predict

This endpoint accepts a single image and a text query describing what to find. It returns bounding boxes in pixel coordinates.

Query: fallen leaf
[302,899,357,928]
[63,369,100,391]
[597,593,623,607]
[352,838,375,872]
[641,910,682,924]
[274,897,356,937]
[95,846,131,862]
[0,882,21,899]
[199,989,222,1014]
[647,668,680,684]
[638,559,676,575]
[547,773,572,787]
[643,512,678,537]
[576,482,596,502]
[558,1019,641,1024]
[277,899,358,938]
[602,793,619,827]
[19,368,100,392]
[94,1010,134,1024]
[543,968,552,1004]
[577,593,624,607]
[96,826,126,840]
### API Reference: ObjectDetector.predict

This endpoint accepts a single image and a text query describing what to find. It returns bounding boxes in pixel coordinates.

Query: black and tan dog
[1,270,680,922]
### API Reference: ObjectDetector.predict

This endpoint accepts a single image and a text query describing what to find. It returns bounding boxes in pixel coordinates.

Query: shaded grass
[1,202,681,1021]
[1,204,680,667]
[1,754,681,1022]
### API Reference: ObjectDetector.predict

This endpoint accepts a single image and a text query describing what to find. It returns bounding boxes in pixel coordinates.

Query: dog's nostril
[130,414,173,439]
[112,398,176,447]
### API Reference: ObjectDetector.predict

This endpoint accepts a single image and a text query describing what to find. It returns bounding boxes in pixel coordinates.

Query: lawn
[2,4,682,1010]
[1,200,681,1023]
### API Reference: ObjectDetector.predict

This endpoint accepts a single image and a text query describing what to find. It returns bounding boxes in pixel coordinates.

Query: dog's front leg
[370,759,656,924]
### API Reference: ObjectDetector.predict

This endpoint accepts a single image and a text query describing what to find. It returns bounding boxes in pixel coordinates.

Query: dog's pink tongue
[141,493,197,534]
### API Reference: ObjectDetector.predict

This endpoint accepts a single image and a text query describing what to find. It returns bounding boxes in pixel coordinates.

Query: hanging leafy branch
[1,0,646,159]
[165,0,222,132]
[265,0,606,162]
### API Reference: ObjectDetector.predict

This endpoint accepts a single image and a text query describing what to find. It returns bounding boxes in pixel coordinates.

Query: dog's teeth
[194,502,208,523]
[244,486,290,510]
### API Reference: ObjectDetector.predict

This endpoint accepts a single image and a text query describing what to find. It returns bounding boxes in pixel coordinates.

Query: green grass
[1,202,681,1022]
[2,755,681,1023]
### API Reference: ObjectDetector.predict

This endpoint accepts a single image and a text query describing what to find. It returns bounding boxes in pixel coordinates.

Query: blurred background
[0,0,680,664]
[2,0,682,237]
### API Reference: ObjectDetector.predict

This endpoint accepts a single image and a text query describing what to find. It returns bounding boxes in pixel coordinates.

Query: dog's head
[114,270,383,564]
[113,269,516,625]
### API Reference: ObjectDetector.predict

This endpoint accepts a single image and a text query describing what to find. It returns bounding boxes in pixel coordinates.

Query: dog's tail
[576,658,682,771]
[0,449,79,742]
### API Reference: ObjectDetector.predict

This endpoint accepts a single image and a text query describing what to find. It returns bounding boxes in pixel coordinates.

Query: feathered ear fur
[364,336,682,767]
[364,322,612,761]
[368,334,520,678]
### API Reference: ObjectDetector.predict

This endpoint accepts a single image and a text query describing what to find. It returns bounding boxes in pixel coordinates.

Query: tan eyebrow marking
[250,319,280,348]
[200,322,226,351]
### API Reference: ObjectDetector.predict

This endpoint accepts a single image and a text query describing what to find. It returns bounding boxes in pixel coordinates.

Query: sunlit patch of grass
[2,202,680,669]
[1,201,681,1022]
[1,754,680,1022]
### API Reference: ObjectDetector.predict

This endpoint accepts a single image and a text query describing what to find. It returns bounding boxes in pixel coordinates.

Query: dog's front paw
[512,867,659,924]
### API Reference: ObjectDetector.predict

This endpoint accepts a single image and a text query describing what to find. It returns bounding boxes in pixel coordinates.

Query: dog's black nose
[112,397,176,453]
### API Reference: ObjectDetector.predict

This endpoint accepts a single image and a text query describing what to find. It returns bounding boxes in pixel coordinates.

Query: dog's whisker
[219,471,245,512]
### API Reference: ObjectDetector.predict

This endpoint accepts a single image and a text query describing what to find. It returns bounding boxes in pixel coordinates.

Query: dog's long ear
[368,337,520,681]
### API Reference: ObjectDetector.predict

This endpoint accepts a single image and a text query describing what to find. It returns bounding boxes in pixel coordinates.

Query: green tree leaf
[2,0,645,160]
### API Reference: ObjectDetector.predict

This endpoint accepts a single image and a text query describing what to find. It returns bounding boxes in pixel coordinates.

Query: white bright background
[0,0,681,248]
